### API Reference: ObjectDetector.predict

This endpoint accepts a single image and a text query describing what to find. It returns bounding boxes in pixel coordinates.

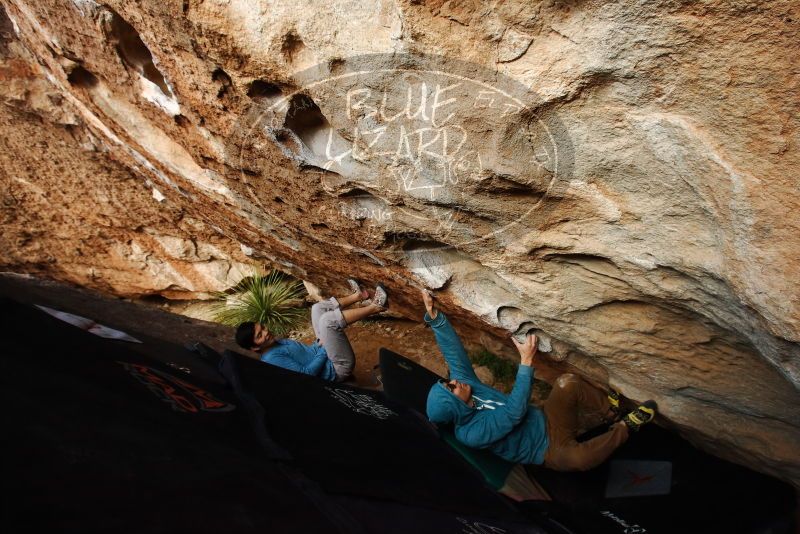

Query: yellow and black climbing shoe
[608,389,622,419]
[622,400,657,432]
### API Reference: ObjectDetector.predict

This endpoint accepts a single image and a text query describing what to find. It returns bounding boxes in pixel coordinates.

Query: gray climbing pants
[311,297,355,381]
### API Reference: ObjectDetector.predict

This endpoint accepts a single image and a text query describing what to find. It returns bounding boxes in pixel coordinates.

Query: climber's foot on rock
[622,400,657,432]
[606,389,622,422]
[346,278,369,301]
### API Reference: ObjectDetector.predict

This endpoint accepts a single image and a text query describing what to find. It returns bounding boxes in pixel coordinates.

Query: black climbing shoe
[622,400,657,432]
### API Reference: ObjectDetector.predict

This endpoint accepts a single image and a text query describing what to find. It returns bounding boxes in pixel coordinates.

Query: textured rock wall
[0,0,798,484]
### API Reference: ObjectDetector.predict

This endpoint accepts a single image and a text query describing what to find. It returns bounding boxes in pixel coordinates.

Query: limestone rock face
[0,0,798,484]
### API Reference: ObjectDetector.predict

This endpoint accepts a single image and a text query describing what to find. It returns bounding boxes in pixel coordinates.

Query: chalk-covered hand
[420,289,438,319]
[512,333,538,366]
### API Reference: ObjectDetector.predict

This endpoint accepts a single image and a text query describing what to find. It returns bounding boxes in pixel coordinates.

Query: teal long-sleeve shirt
[260,339,336,381]
[424,311,549,465]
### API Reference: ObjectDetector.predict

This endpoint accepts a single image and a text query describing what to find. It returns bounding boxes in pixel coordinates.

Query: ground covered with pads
[0,297,543,533]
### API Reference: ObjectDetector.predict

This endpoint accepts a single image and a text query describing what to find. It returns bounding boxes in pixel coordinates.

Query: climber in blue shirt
[423,289,657,471]
[236,280,388,382]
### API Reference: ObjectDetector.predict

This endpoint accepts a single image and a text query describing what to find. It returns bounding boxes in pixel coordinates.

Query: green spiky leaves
[212,270,307,336]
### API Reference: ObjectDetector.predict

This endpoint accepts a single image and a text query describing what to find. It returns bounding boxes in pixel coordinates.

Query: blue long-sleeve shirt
[260,339,336,381]
[425,312,549,465]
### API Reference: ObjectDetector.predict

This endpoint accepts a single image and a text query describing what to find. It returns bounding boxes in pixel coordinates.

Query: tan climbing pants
[542,373,629,472]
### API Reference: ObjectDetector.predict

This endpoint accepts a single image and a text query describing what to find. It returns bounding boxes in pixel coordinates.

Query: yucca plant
[212,270,307,336]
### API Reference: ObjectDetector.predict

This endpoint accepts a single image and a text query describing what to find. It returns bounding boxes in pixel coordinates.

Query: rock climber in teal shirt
[423,289,657,471]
